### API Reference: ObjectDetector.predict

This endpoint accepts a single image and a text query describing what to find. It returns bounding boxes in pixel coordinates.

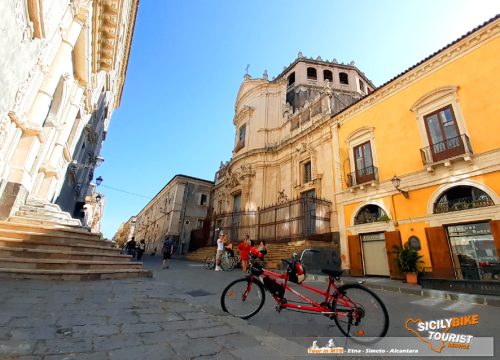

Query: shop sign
[447,223,491,237]
[362,232,385,241]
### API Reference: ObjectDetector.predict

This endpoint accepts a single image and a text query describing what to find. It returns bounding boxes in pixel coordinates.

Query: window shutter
[348,235,363,276]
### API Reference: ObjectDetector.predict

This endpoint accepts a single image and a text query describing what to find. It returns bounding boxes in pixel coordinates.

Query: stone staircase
[185,240,336,269]
[0,200,152,280]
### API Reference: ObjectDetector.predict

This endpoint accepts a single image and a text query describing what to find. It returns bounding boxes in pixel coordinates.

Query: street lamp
[391,175,409,199]
[96,176,103,186]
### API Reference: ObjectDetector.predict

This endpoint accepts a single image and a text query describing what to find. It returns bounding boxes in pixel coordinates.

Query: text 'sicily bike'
[220,249,389,344]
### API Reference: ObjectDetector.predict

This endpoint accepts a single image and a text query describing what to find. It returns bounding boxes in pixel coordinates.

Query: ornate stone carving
[225,171,240,189]
[239,163,255,178]
[13,0,33,42]
[0,114,9,148]
[278,190,288,204]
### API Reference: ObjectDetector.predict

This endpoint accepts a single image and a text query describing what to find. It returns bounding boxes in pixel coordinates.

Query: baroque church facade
[0,0,138,230]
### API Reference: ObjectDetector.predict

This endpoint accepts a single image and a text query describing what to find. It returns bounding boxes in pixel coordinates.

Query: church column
[34,84,85,202]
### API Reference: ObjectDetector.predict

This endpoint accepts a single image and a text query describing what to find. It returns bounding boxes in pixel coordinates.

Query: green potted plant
[392,245,423,285]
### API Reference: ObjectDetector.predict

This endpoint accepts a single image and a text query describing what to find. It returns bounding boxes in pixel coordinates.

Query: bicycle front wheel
[204,256,215,270]
[332,284,389,344]
[221,277,266,319]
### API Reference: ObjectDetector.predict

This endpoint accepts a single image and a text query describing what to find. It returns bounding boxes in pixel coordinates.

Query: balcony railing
[346,165,378,187]
[434,196,494,214]
[420,134,472,165]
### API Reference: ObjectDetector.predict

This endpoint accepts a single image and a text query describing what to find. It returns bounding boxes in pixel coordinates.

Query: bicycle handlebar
[299,248,320,261]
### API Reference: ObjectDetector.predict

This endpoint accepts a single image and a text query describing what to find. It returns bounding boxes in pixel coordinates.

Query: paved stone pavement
[0,276,321,360]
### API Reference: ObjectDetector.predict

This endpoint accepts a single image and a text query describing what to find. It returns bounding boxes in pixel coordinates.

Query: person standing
[136,239,146,261]
[127,237,137,258]
[162,237,174,269]
[238,235,251,273]
[215,232,226,271]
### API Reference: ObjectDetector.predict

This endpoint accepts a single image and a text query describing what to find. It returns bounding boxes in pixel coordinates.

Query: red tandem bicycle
[220,248,389,344]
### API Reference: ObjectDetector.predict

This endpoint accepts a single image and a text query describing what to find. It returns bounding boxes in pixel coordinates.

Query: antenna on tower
[245,64,250,75]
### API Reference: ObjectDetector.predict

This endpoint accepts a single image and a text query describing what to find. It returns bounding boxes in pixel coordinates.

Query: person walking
[136,239,146,261]
[215,232,226,271]
[162,237,174,269]
[238,235,251,272]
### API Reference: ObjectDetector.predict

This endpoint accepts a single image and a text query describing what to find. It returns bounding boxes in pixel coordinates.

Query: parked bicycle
[220,249,389,344]
[204,251,239,271]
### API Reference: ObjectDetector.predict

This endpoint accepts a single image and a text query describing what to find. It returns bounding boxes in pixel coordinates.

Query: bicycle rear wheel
[221,277,266,319]
[221,255,235,271]
[204,256,215,270]
[332,284,389,344]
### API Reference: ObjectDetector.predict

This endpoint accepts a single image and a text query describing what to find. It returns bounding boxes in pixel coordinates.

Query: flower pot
[405,272,418,285]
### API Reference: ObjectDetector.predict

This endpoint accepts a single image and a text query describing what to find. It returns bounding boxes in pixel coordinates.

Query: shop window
[323,70,333,82]
[434,186,494,214]
[354,205,387,225]
[288,72,295,86]
[339,72,349,85]
[307,67,317,80]
[447,222,499,281]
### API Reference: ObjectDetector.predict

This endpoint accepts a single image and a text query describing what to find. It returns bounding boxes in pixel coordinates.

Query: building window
[359,79,365,93]
[288,72,295,86]
[434,186,494,214]
[235,124,246,152]
[200,193,208,206]
[354,205,387,224]
[339,72,349,85]
[352,141,376,185]
[197,219,204,229]
[303,161,312,183]
[323,70,333,82]
[307,67,317,80]
[423,105,469,163]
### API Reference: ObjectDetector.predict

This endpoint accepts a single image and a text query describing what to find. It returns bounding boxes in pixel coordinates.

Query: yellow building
[211,16,500,288]
[335,16,500,283]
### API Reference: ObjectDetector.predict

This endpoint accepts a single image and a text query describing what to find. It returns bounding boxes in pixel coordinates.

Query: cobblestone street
[0,272,310,360]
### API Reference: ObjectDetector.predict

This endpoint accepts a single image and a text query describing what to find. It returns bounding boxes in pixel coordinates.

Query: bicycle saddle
[321,269,343,278]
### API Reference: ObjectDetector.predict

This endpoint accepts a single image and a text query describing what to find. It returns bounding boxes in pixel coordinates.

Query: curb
[307,274,500,308]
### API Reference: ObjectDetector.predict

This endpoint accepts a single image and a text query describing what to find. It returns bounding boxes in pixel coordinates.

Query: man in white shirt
[215,232,226,271]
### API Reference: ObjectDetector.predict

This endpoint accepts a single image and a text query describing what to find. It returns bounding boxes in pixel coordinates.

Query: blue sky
[99,0,500,238]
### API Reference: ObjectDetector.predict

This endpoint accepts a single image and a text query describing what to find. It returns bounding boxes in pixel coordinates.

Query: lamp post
[96,176,103,186]
[391,175,409,199]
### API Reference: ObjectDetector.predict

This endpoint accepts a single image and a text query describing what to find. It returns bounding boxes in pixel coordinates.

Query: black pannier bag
[263,276,285,298]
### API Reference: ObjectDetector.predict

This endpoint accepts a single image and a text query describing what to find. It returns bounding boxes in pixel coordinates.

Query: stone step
[14,210,76,222]
[0,228,112,248]
[0,237,121,255]
[0,220,102,239]
[0,268,153,281]
[0,257,143,271]
[23,199,63,211]
[9,214,82,227]
[0,246,132,262]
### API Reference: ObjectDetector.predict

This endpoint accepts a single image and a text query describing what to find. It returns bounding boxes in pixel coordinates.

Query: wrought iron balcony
[434,196,494,214]
[420,134,472,165]
[346,165,378,187]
